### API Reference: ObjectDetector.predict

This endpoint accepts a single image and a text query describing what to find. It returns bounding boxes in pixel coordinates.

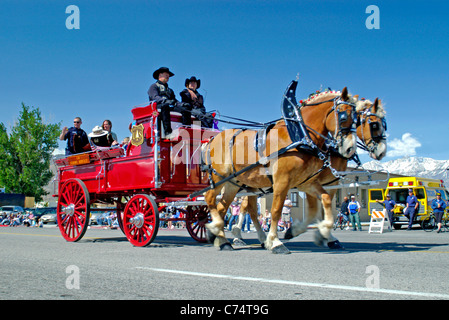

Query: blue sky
[0,0,448,163]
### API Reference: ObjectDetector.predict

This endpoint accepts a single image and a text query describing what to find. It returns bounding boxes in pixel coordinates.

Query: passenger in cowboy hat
[88,125,113,147]
[147,67,189,139]
[180,76,212,128]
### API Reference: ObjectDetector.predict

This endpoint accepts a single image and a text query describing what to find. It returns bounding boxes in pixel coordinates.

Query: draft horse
[202,87,358,254]
[231,95,387,248]
[286,96,387,244]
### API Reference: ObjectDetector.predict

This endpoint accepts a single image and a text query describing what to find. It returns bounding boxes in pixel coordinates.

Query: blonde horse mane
[355,98,386,118]
[300,90,358,107]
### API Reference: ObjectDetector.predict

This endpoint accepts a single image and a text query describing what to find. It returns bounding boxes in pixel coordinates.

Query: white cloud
[52,148,65,156]
[387,133,421,158]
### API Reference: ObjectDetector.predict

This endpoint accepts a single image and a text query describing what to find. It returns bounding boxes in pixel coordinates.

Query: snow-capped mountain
[360,157,449,182]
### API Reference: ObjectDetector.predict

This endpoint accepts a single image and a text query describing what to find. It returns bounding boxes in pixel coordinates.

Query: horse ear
[373,98,379,112]
[341,87,349,101]
[353,94,359,101]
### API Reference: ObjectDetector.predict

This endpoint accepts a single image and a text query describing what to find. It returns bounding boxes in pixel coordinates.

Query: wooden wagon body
[54,102,219,246]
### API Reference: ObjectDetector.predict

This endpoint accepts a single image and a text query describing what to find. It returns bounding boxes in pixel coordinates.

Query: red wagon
[53,102,219,247]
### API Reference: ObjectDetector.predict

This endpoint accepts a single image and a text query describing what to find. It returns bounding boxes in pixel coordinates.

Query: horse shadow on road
[80,230,449,254]
[282,240,449,254]
[84,232,211,249]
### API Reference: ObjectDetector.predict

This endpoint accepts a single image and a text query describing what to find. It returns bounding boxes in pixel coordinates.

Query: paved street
[1,225,449,303]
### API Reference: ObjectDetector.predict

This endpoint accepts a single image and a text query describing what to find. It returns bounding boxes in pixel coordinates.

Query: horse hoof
[284,228,293,240]
[233,238,247,247]
[328,240,344,250]
[261,243,265,249]
[219,243,234,251]
[271,244,290,254]
[206,229,216,244]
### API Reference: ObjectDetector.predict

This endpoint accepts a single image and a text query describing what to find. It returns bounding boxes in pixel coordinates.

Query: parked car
[34,207,57,220]
[40,207,57,224]
[0,205,24,215]
[41,213,57,224]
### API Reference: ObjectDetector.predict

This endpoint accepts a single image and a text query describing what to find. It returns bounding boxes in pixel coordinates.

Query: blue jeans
[228,215,238,231]
[404,207,416,229]
[242,214,251,232]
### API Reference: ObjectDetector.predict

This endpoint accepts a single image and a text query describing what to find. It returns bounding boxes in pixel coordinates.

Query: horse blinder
[337,104,356,133]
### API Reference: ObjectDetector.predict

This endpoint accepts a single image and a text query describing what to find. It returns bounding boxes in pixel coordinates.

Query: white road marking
[136,267,449,299]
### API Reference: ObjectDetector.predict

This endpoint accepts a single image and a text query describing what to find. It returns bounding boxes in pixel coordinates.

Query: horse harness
[279,80,358,186]
[193,84,358,199]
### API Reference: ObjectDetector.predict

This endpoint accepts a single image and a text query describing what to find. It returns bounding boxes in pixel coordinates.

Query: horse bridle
[332,97,357,147]
[357,106,387,153]
[302,96,357,153]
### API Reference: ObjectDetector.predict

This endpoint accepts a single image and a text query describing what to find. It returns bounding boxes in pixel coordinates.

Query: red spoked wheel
[123,194,159,247]
[186,205,211,243]
[57,179,90,242]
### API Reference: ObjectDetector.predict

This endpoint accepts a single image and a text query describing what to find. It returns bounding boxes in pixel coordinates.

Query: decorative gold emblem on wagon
[131,124,144,146]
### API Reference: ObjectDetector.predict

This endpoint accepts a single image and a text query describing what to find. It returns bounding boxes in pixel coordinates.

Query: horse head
[356,97,387,160]
[323,87,358,158]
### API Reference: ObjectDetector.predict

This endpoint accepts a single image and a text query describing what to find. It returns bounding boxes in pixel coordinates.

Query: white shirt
[282,199,292,214]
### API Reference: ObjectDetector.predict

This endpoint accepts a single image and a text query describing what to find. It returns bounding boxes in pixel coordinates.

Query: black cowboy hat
[153,67,174,80]
[185,76,201,89]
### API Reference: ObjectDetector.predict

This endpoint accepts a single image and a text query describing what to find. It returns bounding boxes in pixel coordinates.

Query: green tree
[0,103,61,202]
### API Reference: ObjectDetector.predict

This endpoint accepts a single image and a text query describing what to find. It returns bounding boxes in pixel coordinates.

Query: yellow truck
[368,177,449,229]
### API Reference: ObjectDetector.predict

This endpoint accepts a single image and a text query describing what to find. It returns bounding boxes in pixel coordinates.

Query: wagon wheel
[186,205,211,243]
[123,194,159,247]
[57,178,90,242]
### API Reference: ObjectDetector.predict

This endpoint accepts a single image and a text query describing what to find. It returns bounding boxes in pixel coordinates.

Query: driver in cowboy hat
[180,76,212,128]
[147,67,189,139]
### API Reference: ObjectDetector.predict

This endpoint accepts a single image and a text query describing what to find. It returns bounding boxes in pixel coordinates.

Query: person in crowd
[106,211,116,228]
[148,67,189,139]
[23,212,33,227]
[263,209,271,232]
[159,210,166,228]
[348,195,362,231]
[10,213,21,227]
[431,192,446,233]
[59,117,90,155]
[1,213,11,225]
[241,209,252,233]
[375,194,397,228]
[228,198,240,231]
[102,119,118,146]
[340,196,350,230]
[224,207,231,229]
[180,76,212,128]
[121,137,130,151]
[282,195,292,231]
[404,189,419,230]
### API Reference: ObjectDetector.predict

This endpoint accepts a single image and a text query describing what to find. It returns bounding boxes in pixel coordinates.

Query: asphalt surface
[1,224,449,304]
